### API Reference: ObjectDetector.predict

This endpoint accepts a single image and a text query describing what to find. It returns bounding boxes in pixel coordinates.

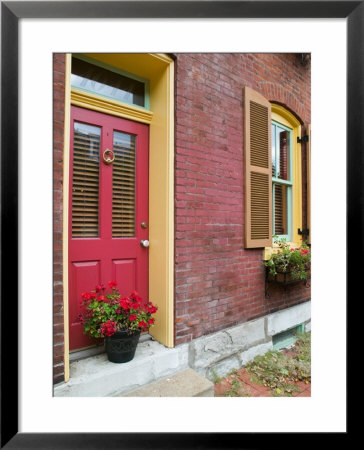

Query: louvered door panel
[71,122,100,237]
[112,131,136,237]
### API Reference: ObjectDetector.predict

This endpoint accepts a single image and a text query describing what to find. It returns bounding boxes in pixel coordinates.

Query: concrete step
[54,339,189,397]
[69,333,153,363]
[119,368,214,397]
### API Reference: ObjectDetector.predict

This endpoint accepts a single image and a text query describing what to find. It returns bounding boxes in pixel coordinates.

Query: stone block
[226,318,265,349]
[189,318,266,370]
[189,331,232,369]
[177,343,190,368]
[151,345,189,379]
[239,342,273,366]
[206,355,241,380]
[267,301,311,336]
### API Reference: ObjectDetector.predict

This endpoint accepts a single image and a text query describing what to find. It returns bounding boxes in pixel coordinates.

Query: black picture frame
[1,1,359,448]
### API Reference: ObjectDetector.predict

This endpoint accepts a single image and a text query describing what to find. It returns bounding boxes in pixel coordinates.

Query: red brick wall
[174,53,311,346]
[53,54,66,384]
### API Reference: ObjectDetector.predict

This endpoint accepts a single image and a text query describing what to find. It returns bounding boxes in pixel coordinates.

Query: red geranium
[101,320,116,337]
[95,284,105,292]
[78,283,158,339]
[119,297,131,310]
[146,302,158,314]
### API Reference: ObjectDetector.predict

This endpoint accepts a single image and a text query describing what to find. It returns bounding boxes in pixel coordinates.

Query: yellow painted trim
[71,89,154,124]
[271,104,302,246]
[271,104,301,128]
[146,55,175,347]
[66,53,175,349]
[62,54,72,382]
[150,53,174,65]
[292,125,302,244]
[306,124,311,245]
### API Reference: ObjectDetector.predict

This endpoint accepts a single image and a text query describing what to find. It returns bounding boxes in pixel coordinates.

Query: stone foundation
[189,301,311,380]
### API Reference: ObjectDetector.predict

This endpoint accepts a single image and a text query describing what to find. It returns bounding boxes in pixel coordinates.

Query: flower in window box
[264,236,311,281]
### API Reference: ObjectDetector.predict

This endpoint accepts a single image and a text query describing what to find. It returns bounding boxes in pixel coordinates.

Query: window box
[263,237,311,297]
[265,266,310,297]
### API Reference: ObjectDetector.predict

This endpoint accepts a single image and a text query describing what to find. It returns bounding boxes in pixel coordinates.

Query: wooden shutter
[243,87,272,248]
[306,124,311,244]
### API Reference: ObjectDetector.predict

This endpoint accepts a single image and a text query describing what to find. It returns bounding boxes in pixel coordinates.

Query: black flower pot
[105,329,141,363]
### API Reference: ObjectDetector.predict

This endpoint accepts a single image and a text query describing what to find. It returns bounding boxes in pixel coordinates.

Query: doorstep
[69,333,153,363]
[54,339,189,397]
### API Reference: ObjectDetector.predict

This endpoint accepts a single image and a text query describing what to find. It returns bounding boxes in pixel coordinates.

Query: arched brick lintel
[260,83,308,125]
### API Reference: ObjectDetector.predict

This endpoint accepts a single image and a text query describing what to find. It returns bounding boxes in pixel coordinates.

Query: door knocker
[103,149,115,165]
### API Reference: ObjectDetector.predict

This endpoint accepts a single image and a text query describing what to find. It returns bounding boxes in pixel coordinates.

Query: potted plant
[78,281,158,363]
[264,236,311,283]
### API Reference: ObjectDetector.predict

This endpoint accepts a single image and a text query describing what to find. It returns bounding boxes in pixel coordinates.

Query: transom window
[271,120,293,240]
[71,56,147,108]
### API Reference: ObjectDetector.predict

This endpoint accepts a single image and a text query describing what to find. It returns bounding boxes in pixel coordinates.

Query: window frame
[270,103,302,246]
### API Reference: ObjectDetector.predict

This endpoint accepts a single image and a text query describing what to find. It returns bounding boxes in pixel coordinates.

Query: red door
[68,106,149,351]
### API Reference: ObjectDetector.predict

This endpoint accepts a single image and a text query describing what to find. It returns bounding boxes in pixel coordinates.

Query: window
[272,324,304,351]
[243,86,303,248]
[271,104,302,246]
[271,121,293,240]
[71,55,148,108]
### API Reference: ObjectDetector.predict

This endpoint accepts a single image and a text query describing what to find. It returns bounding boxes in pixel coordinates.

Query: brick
[53,354,64,366]
[54,333,65,345]
[53,342,64,356]
[53,364,64,378]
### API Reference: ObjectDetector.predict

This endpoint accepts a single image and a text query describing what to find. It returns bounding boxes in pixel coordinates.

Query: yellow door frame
[61,53,175,382]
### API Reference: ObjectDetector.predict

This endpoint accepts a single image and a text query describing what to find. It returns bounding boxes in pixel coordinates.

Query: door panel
[69,261,101,348]
[69,106,149,351]
[112,259,136,298]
